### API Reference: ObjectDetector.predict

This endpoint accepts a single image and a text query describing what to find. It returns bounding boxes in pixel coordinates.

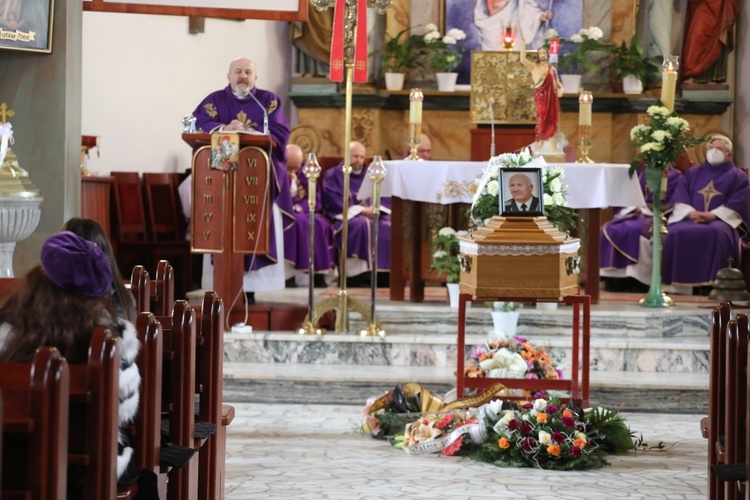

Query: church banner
[0,0,54,53]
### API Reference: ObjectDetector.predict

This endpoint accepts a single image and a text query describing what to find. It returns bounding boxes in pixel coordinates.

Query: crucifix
[0,103,15,124]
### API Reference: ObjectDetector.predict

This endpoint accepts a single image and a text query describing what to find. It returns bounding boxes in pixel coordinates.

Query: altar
[357,161,646,304]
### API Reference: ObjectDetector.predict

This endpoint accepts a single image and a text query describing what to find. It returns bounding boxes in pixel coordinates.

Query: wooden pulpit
[182,133,273,323]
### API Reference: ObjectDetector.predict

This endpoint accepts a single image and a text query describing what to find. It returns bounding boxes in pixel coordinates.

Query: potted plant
[375,26,423,91]
[553,26,607,93]
[609,35,662,94]
[430,226,465,308]
[422,23,466,92]
[485,301,521,340]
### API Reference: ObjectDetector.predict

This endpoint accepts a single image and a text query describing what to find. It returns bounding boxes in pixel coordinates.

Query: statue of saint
[519,39,567,155]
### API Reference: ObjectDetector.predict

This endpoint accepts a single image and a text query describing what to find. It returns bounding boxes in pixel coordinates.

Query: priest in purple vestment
[662,135,750,288]
[601,166,682,286]
[321,141,391,277]
[192,57,295,292]
[284,144,336,278]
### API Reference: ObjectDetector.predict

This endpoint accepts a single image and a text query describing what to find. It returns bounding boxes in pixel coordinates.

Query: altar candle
[660,56,679,112]
[578,91,592,126]
[409,88,423,124]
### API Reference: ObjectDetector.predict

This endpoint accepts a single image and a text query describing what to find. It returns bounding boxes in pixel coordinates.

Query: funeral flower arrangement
[629,104,704,175]
[465,337,561,385]
[362,387,634,470]
[423,23,467,72]
[430,226,467,283]
[469,149,577,233]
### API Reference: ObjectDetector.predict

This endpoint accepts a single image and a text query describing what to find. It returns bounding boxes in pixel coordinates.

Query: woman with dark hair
[62,217,137,322]
[0,231,141,481]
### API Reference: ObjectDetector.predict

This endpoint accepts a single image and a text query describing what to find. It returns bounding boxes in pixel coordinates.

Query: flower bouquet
[466,337,561,388]
[469,149,577,233]
[555,26,607,75]
[430,226,466,283]
[422,23,466,73]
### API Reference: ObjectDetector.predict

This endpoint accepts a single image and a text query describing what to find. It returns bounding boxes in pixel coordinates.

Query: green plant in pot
[609,35,662,94]
[374,27,423,90]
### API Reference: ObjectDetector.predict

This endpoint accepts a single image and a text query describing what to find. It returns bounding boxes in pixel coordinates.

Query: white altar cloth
[357,161,646,209]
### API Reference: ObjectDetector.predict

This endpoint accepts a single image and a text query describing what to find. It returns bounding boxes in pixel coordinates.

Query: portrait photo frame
[0,0,55,53]
[499,167,545,217]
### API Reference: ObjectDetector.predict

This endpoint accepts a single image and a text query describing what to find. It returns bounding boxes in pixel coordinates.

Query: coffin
[458,216,581,300]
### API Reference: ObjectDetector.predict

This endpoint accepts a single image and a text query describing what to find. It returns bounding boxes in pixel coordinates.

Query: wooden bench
[723,314,749,500]
[0,348,69,499]
[706,302,732,500]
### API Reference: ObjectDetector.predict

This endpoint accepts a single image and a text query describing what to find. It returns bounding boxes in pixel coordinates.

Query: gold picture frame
[0,0,55,53]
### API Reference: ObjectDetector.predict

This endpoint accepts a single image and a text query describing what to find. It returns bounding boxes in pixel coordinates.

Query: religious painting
[499,167,545,217]
[442,0,583,84]
[0,0,54,53]
[81,0,308,22]
[210,132,240,171]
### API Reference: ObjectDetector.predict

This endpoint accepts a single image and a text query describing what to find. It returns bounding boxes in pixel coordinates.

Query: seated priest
[284,144,336,287]
[600,166,683,291]
[321,141,391,283]
[190,57,296,299]
[662,134,750,291]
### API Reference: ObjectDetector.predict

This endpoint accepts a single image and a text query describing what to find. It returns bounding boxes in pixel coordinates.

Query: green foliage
[554,26,609,75]
[422,24,467,73]
[609,35,662,83]
[584,406,635,453]
[375,27,424,75]
[430,227,462,283]
[485,301,519,312]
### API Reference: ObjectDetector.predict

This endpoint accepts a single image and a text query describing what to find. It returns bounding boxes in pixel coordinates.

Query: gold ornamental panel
[470,51,536,125]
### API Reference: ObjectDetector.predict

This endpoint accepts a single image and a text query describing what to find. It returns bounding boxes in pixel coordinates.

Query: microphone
[246,91,269,135]
[488,97,496,158]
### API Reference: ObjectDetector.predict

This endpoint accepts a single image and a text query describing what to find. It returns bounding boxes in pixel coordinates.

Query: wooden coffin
[458,216,580,300]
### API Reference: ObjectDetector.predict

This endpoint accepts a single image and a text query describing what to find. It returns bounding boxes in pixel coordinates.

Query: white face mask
[706,148,726,165]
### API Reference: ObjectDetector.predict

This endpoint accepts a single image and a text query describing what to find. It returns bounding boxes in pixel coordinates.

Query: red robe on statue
[533,64,560,143]
[682,0,738,79]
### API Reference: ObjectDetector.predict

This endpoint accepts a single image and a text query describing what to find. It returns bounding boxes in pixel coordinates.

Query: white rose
[575,431,587,443]
[439,227,457,237]
[539,430,552,445]
[549,178,562,193]
[553,192,565,205]
[543,193,554,205]
[533,398,548,412]
[487,180,499,196]
[519,149,532,163]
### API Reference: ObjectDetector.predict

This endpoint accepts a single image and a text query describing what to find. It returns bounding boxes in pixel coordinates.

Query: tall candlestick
[660,55,679,112]
[576,90,594,163]
[407,88,424,160]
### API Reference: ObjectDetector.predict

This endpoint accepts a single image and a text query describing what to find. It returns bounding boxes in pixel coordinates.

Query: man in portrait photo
[504,172,540,212]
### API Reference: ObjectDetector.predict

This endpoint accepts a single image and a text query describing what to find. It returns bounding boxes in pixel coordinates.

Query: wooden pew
[0,348,69,499]
[724,314,749,500]
[157,300,198,500]
[128,265,150,315]
[67,328,122,500]
[707,302,732,500]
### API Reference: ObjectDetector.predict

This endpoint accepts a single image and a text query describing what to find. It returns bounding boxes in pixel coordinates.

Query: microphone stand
[489,97,496,158]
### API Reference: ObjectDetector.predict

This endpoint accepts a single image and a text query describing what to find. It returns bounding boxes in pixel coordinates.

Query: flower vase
[436,72,458,92]
[641,167,671,307]
[560,74,582,94]
[490,311,520,340]
[446,282,460,308]
[384,72,405,91]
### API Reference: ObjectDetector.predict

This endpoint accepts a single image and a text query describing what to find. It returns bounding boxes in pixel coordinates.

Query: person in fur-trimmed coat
[0,231,141,480]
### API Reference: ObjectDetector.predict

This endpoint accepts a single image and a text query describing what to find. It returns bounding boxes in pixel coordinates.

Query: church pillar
[0,0,82,275]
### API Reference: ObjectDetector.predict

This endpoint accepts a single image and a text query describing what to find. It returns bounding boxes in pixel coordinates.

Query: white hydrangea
[432,249,447,259]
[442,35,457,45]
[425,23,438,33]
[546,28,558,38]
[538,430,552,445]
[424,31,441,43]
[549,177,562,193]
[486,180,499,196]
[570,33,583,43]
[446,28,466,41]
[587,26,603,40]
[438,227,456,237]
[578,28,587,36]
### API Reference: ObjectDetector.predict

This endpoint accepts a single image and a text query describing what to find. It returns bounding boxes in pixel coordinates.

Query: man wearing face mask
[661,134,750,291]
[190,58,295,297]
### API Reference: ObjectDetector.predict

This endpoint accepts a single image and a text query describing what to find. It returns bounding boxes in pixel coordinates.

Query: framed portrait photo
[0,0,54,53]
[499,167,545,217]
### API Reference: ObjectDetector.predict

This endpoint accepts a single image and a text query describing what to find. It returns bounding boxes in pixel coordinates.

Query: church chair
[155,300,199,500]
[196,290,234,500]
[117,312,164,499]
[0,348,69,500]
[724,314,749,499]
[706,302,731,500]
[67,328,122,500]
[142,173,193,299]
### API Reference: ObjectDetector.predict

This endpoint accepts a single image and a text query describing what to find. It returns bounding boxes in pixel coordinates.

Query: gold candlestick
[576,90,594,163]
[359,155,387,337]
[407,88,424,160]
[298,152,326,336]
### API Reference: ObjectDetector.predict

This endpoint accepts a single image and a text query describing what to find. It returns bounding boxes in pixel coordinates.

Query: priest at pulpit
[321,141,391,282]
[190,57,295,294]
[662,135,750,291]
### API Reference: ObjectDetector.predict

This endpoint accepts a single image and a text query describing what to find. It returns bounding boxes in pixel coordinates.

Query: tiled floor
[224,402,708,499]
